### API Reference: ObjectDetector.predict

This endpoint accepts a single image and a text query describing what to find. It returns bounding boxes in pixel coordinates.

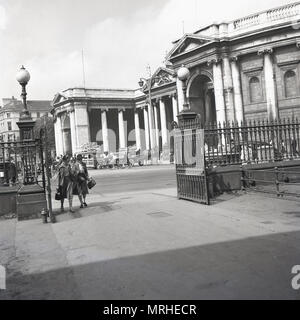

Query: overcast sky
[0,0,298,101]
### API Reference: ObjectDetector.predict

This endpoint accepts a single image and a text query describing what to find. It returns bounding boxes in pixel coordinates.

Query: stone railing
[228,2,300,32]
[233,14,259,30]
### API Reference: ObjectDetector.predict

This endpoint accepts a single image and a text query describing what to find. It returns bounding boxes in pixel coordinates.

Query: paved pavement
[1,165,300,299]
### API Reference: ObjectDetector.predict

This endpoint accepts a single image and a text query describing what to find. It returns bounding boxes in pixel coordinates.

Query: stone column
[148,102,156,149]
[55,115,64,156]
[143,106,150,150]
[134,110,141,151]
[153,103,160,148]
[159,98,168,146]
[101,109,109,153]
[74,102,90,149]
[118,108,126,149]
[209,59,226,124]
[230,56,244,124]
[222,56,235,122]
[172,94,178,122]
[258,48,278,121]
[70,110,77,154]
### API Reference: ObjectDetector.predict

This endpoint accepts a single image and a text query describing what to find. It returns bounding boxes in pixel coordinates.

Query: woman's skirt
[73,174,89,196]
[59,176,73,199]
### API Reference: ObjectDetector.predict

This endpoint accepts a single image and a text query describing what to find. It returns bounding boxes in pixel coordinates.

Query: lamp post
[15,66,48,221]
[16,66,36,185]
[16,66,35,141]
[138,71,165,162]
[177,65,197,123]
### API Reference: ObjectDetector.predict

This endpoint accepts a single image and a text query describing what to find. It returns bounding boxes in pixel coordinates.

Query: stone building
[0,97,52,142]
[51,2,300,159]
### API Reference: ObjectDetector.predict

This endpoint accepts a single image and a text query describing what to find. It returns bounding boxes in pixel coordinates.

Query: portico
[52,2,300,162]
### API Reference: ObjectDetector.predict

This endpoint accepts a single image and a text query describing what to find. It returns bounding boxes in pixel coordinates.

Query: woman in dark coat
[74,154,89,208]
[58,155,76,213]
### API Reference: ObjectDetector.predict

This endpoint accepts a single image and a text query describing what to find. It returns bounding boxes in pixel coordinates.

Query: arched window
[249,76,262,103]
[284,70,297,98]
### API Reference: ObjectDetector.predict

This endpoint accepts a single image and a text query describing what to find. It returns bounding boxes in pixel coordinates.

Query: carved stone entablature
[257,48,273,56]
[207,58,222,67]
[230,55,239,63]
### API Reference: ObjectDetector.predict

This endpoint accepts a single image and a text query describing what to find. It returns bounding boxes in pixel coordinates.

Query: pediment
[152,67,176,88]
[166,34,214,60]
[52,93,68,106]
[141,67,176,92]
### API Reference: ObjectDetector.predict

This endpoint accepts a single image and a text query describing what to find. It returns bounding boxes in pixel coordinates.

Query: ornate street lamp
[16,66,36,185]
[15,66,49,222]
[176,65,197,123]
[16,66,31,118]
[16,66,35,141]
[177,65,190,112]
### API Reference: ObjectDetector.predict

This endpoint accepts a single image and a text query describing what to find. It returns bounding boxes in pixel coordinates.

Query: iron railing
[241,167,300,198]
[0,139,45,188]
[204,119,300,167]
[174,116,210,204]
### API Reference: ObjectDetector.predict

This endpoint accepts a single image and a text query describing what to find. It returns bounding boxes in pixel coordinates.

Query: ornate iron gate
[174,117,210,204]
[0,138,45,189]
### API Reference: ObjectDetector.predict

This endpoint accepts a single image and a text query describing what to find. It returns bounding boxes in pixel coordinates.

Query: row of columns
[55,93,179,156]
[99,95,178,153]
[206,57,244,124]
[176,48,278,126]
[139,95,178,151]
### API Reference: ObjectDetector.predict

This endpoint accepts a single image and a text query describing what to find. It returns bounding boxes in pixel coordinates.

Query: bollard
[275,167,280,197]
[41,208,48,224]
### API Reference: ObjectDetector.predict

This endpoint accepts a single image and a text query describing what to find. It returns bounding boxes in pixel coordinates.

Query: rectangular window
[36,112,40,118]
[7,121,12,131]
[6,113,10,118]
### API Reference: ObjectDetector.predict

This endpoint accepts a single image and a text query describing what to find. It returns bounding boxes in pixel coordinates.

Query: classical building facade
[0,97,52,142]
[52,2,300,159]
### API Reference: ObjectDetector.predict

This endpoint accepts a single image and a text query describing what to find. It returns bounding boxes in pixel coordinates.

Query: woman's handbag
[55,187,62,201]
[87,177,96,189]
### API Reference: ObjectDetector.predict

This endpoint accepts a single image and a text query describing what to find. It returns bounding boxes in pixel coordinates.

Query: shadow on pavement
[1,230,300,300]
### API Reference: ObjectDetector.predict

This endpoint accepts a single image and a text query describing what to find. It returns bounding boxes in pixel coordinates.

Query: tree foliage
[33,115,55,151]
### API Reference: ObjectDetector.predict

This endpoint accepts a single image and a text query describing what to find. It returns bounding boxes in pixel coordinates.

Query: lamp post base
[16,184,47,221]
[177,110,198,124]
[16,118,35,141]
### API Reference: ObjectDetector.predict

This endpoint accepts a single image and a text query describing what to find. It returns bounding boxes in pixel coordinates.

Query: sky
[0,0,298,101]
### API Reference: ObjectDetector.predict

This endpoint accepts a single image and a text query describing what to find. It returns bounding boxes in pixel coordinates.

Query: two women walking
[57,154,89,213]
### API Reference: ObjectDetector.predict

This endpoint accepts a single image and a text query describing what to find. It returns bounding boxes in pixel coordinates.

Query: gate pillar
[15,66,47,220]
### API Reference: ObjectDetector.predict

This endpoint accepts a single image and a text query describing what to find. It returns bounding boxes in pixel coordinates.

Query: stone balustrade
[225,2,300,35]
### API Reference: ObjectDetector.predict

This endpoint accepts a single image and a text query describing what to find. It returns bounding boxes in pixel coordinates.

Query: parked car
[127,148,147,166]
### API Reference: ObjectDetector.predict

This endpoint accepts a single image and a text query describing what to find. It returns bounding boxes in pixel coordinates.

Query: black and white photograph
[0,0,300,307]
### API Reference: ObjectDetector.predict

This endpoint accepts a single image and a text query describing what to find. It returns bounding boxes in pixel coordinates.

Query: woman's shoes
[80,204,84,208]
[83,202,87,207]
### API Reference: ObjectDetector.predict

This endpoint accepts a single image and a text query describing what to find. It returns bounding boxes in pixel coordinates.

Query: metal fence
[0,139,45,188]
[174,116,209,204]
[204,119,300,167]
[241,167,300,199]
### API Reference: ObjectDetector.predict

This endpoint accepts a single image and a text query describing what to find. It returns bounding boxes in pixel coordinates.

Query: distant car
[127,148,146,166]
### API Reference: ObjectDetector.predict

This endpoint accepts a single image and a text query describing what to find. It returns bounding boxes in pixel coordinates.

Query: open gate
[174,117,210,205]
